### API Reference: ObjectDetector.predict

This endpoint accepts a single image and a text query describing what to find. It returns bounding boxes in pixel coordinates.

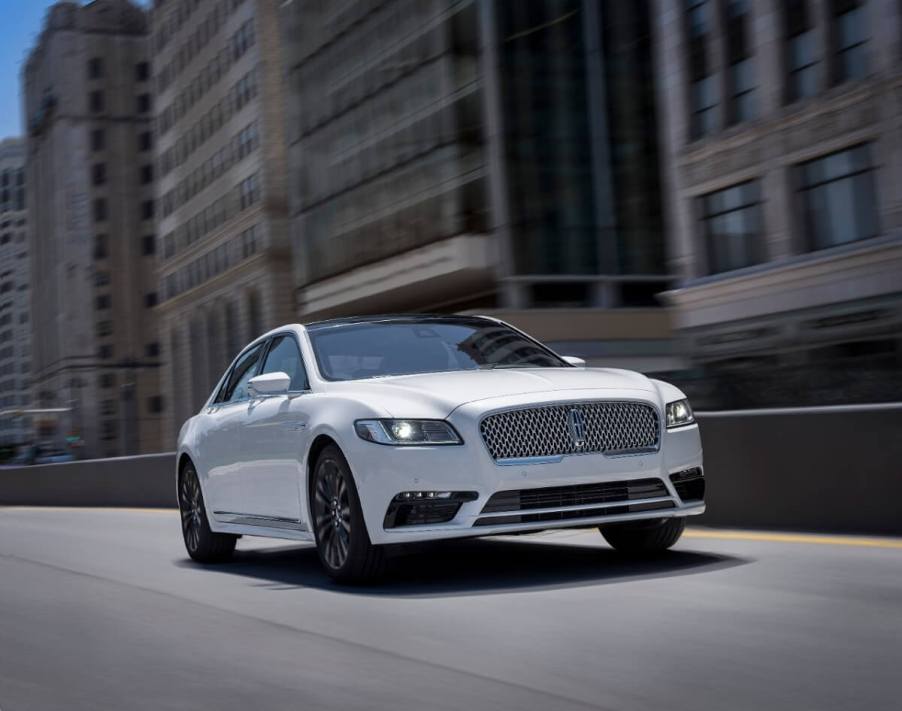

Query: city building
[24,0,162,457]
[279,0,680,374]
[151,0,294,442]
[654,0,902,406]
[0,138,33,448]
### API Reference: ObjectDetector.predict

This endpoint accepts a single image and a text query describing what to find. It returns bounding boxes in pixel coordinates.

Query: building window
[93,198,107,222]
[91,128,105,152]
[99,373,115,389]
[98,345,113,360]
[92,163,106,186]
[140,164,153,184]
[725,0,755,124]
[832,0,868,83]
[89,90,105,113]
[686,0,717,138]
[238,173,260,210]
[699,180,763,274]
[799,144,878,251]
[135,62,150,82]
[141,200,154,220]
[137,93,151,114]
[145,342,160,358]
[785,0,819,102]
[88,57,103,79]
[96,294,111,310]
[142,234,156,256]
[138,131,152,152]
[94,234,108,259]
[148,395,163,414]
[145,292,158,308]
[96,320,113,337]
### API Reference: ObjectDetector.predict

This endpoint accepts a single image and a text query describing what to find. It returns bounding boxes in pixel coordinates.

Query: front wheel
[311,445,385,583]
[599,517,685,555]
[178,461,237,563]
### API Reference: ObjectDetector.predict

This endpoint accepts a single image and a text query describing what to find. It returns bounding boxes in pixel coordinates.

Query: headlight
[354,419,463,445]
[665,399,695,429]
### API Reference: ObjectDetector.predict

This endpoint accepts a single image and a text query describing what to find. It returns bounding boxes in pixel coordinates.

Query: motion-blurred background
[1,0,900,461]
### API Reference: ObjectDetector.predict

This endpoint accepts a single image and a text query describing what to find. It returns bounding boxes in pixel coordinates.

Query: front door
[238,334,311,523]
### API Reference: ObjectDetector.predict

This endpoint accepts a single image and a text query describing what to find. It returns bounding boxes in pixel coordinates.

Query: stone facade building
[0,138,32,448]
[151,0,293,443]
[654,0,902,405]
[279,0,679,373]
[24,0,162,457]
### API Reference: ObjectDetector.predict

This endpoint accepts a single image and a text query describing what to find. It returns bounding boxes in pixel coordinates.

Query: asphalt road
[0,509,900,711]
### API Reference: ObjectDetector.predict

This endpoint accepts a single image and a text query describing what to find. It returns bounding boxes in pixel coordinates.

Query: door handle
[281,420,308,431]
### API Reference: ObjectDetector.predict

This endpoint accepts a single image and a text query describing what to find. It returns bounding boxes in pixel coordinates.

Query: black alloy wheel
[311,445,385,582]
[178,460,236,563]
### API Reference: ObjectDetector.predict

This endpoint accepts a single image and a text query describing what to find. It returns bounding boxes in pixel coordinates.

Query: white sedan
[177,315,705,582]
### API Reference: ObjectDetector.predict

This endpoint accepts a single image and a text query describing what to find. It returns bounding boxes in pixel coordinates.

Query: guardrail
[1,404,900,534]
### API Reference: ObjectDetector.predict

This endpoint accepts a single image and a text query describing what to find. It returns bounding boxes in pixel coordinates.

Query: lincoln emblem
[568,408,587,446]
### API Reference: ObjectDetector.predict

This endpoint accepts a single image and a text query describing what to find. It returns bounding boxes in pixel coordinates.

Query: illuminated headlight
[665,399,695,429]
[355,419,463,445]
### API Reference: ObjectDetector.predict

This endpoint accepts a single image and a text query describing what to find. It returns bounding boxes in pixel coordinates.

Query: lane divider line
[685,528,902,550]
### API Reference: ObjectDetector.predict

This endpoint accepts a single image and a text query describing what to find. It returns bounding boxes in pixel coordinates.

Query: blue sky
[0,0,149,140]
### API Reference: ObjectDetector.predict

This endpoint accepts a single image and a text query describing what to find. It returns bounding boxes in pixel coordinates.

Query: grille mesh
[480,401,659,461]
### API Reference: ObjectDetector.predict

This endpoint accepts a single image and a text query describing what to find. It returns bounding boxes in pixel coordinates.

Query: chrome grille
[480,401,659,461]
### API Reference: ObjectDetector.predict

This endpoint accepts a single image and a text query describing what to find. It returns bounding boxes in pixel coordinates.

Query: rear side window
[217,343,264,403]
[260,335,309,391]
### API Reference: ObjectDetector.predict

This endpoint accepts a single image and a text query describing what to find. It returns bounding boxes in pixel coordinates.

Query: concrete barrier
[0,453,176,508]
[1,405,900,534]
[695,404,902,535]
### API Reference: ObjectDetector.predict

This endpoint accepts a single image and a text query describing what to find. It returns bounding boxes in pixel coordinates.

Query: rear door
[238,333,311,522]
[202,341,266,518]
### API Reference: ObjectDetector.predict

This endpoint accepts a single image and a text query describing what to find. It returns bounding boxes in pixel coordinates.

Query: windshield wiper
[478,363,534,370]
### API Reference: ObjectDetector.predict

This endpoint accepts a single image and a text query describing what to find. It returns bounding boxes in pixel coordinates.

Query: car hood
[325,367,657,419]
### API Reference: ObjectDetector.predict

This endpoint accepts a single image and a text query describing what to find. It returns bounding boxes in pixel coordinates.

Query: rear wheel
[311,445,385,583]
[599,517,685,555]
[178,461,237,563]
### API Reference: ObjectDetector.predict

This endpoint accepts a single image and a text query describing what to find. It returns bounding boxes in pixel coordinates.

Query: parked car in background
[176,315,705,582]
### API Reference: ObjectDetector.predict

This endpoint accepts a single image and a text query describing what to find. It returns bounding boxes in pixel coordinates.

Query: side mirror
[248,372,291,397]
[562,356,586,368]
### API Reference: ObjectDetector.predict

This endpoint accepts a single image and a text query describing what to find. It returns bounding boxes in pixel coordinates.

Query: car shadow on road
[179,533,751,598]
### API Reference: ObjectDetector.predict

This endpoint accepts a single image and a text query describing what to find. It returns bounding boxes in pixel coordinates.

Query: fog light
[384,491,478,528]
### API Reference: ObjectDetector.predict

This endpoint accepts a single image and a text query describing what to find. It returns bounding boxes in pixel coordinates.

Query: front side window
[700,180,763,274]
[217,343,264,403]
[799,144,878,250]
[309,318,567,382]
[260,335,308,391]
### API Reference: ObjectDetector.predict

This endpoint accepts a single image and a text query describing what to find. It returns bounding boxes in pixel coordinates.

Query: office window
[98,345,113,360]
[139,132,152,152]
[832,0,868,83]
[238,173,260,209]
[726,0,755,123]
[699,180,764,274]
[89,90,105,113]
[140,164,153,184]
[691,77,718,138]
[142,234,156,256]
[92,163,106,186]
[145,292,158,308]
[145,342,160,358]
[88,57,103,79]
[91,128,105,152]
[94,234,108,259]
[147,395,163,414]
[135,62,150,82]
[137,93,151,113]
[97,320,113,337]
[799,144,878,250]
[99,373,115,389]
[687,0,717,138]
[96,294,111,310]
[141,200,154,220]
[93,198,107,222]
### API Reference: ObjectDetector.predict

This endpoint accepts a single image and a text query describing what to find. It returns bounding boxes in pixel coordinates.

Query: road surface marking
[685,528,902,550]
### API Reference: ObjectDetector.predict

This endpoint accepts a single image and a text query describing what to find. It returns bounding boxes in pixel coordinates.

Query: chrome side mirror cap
[248,372,291,396]
[562,356,586,368]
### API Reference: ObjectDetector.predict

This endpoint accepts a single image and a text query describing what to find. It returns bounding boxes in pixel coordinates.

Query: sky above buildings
[0,0,149,140]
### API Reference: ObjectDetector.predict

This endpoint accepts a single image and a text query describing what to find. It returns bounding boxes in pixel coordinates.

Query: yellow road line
[685,528,902,550]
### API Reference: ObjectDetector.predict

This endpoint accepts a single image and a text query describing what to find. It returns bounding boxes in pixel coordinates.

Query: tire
[599,517,685,555]
[311,444,385,583]
[178,460,237,563]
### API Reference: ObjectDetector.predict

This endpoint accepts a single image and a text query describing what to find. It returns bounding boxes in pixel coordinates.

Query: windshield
[308,318,568,381]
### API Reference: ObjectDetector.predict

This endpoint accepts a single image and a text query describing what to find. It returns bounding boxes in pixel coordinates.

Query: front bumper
[348,416,705,545]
